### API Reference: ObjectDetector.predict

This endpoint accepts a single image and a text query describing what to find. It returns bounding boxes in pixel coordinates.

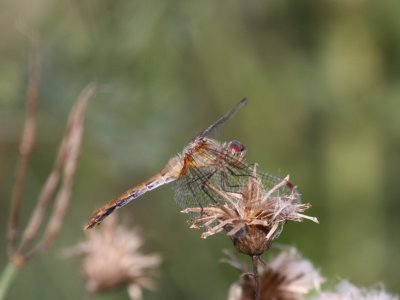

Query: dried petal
[182,165,318,255]
[226,248,324,300]
[64,215,161,297]
[314,280,399,300]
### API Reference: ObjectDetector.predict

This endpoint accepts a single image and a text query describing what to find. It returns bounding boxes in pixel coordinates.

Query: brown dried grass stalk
[7,82,95,266]
[7,33,40,257]
[1,34,95,300]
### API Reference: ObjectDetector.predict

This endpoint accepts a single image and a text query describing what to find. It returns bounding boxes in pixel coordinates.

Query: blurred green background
[1,0,399,299]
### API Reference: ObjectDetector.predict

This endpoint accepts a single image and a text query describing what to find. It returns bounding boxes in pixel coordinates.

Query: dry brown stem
[27,84,95,259]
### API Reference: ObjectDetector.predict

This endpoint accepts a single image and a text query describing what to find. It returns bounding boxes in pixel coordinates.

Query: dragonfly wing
[202,141,301,201]
[197,98,248,139]
[257,171,302,203]
[174,140,302,222]
[173,142,253,213]
[174,165,220,210]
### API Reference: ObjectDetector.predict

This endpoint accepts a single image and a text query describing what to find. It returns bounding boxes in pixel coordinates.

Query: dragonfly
[85,98,298,229]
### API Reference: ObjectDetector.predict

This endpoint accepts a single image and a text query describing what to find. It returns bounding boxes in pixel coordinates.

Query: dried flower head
[225,247,324,300]
[63,215,161,300]
[182,165,318,255]
[314,280,399,300]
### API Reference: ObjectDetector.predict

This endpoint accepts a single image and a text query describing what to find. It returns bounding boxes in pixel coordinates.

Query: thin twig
[7,33,40,258]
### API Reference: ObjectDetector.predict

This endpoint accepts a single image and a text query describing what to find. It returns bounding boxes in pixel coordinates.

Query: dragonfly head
[227,140,246,160]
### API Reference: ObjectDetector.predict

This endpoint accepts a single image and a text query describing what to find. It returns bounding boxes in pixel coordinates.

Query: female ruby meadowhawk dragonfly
[85,98,298,229]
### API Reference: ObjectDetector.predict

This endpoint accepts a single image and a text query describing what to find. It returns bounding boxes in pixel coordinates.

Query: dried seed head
[314,281,399,300]
[226,248,324,300]
[63,215,161,300]
[230,225,274,256]
[182,165,318,256]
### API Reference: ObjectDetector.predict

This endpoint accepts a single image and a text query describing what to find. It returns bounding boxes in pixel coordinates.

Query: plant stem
[0,263,18,300]
[252,255,260,300]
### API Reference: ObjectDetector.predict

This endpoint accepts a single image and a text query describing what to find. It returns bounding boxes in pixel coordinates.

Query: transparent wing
[173,142,301,221]
[196,98,248,140]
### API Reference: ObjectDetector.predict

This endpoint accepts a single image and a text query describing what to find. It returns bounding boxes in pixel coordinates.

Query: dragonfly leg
[226,166,253,178]
[187,179,204,210]
[219,170,239,191]
[187,168,219,205]
[199,181,218,204]
[218,166,254,193]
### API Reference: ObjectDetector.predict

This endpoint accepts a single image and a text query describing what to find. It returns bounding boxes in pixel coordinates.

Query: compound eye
[228,140,246,154]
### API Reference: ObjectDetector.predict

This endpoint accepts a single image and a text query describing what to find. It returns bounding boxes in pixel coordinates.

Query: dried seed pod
[229,224,275,256]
